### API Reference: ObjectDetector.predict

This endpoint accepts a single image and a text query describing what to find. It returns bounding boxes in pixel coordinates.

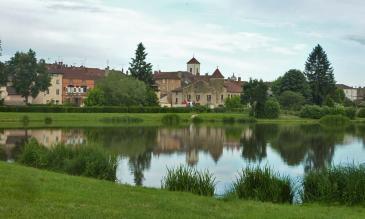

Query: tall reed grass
[303,165,365,205]
[17,139,117,181]
[162,165,216,196]
[232,166,293,203]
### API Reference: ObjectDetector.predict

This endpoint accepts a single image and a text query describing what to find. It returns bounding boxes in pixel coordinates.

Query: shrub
[344,107,356,119]
[358,108,365,118]
[264,99,280,119]
[17,139,117,181]
[162,165,216,196]
[191,115,203,124]
[303,165,365,205]
[44,116,53,125]
[319,115,350,127]
[232,166,293,203]
[237,117,257,123]
[161,114,181,125]
[224,96,243,109]
[299,105,324,119]
[278,91,305,111]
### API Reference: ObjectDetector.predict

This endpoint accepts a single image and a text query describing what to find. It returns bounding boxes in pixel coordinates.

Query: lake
[1,124,365,195]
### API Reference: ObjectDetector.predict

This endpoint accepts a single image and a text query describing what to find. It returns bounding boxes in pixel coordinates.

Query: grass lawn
[1,162,364,218]
[0,112,316,128]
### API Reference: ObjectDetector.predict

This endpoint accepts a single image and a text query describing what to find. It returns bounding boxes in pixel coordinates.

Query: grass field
[1,162,364,218]
[0,112,316,128]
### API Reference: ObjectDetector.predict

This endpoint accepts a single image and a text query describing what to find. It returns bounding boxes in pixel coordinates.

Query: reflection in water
[2,124,365,193]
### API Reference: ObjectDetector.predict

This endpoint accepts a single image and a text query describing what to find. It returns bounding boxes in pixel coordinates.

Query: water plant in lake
[162,165,216,196]
[99,116,143,124]
[161,114,181,126]
[232,166,293,203]
[303,164,365,205]
[17,139,117,181]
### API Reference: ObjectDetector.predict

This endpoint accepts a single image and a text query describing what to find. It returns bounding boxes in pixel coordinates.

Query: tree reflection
[128,152,152,186]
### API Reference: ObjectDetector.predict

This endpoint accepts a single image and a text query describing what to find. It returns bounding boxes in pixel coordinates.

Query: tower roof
[187,57,200,64]
[211,68,224,78]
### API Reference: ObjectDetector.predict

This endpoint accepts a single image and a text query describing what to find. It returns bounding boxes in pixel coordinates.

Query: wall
[33,74,63,105]
[62,78,95,106]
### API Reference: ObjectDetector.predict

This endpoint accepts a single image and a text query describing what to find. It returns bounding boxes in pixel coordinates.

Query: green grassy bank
[0,112,315,128]
[1,162,364,219]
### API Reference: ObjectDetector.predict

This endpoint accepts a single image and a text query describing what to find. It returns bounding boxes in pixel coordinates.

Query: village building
[153,57,243,108]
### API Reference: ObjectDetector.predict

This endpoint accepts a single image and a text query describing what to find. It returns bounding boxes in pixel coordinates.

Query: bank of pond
[12,139,365,206]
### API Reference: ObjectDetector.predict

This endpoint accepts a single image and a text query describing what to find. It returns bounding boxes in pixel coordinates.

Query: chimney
[238,77,241,82]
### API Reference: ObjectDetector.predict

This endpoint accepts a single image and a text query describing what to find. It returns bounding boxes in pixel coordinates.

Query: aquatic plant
[303,164,365,205]
[162,165,216,196]
[232,166,293,203]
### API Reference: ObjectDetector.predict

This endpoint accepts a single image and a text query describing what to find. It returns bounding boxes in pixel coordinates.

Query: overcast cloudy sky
[0,0,364,85]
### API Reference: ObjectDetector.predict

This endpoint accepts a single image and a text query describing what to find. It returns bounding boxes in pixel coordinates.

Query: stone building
[154,57,243,108]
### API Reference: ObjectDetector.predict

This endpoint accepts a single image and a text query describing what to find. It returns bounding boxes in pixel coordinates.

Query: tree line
[242,44,347,118]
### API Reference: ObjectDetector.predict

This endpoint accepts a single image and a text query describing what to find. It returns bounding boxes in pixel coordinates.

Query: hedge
[300,105,357,119]
[0,106,247,114]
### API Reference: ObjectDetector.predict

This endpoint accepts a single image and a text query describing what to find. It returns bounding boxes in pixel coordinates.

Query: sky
[0,0,364,86]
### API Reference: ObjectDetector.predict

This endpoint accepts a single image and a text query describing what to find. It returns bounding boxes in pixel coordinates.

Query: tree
[6,49,51,104]
[330,87,345,104]
[242,79,268,118]
[264,98,280,119]
[0,40,6,86]
[84,87,106,106]
[129,43,154,88]
[273,69,311,100]
[279,91,305,110]
[225,96,243,109]
[90,72,158,106]
[304,45,336,105]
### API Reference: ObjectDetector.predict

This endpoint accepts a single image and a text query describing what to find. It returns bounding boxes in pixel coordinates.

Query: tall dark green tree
[129,43,154,88]
[0,40,6,86]
[6,49,51,104]
[304,45,336,105]
[241,79,268,118]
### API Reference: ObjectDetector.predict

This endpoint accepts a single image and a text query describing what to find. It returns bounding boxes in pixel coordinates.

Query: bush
[319,115,350,127]
[232,166,293,203]
[264,99,280,119]
[44,116,53,125]
[299,105,324,119]
[161,114,181,125]
[344,107,356,119]
[17,139,117,181]
[358,108,365,118]
[303,165,365,205]
[278,91,305,111]
[162,165,216,196]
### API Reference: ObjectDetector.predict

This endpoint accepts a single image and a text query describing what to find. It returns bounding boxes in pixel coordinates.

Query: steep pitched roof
[224,80,243,93]
[47,63,105,80]
[153,71,186,80]
[211,68,224,78]
[187,57,200,64]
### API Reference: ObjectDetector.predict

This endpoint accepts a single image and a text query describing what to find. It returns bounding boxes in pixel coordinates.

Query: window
[56,79,60,85]
[207,95,212,102]
[46,90,49,95]
[190,68,192,73]
[197,68,199,74]
[175,98,178,104]
[187,94,191,101]
[196,95,200,101]
[56,89,60,95]
[56,100,59,104]
[221,94,224,102]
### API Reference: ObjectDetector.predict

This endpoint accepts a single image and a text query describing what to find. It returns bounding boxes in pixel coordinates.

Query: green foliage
[224,96,243,109]
[319,115,350,127]
[161,114,181,125]
[191,115,203,124]
[278,91,305,110]
[84,87,106,106]
[129,43,154,87]
[331,88,346,104]
[99,116,143,124]
[304,45,336,105]
[358,108,365,118]
[344,107,356,119]
[264,99,280,119]
[162,165,216,196]
[300,105,356,120]
[94,72,156,106]
[20,115,30,126]
[145,88,159,106]
[17,139,117,181]
[5,49,51,104]
[232,166,293,203]
[237,117,257,123]
[44,117,52,125]
[300,105,325,119]
[303,165,365,205]
[324,96,335,107]
[222,117,236,124]
[272,69,310,99]
[242,79,268,118]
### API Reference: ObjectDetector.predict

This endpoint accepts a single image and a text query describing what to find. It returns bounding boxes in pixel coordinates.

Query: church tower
[187,57,200,75]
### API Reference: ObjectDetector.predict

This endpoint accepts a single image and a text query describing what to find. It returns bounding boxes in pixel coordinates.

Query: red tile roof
[153,71,185,80]
[211,68,224,78]
[224,80,243,93]
[47,63,105,80]
[187,57,200,64]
